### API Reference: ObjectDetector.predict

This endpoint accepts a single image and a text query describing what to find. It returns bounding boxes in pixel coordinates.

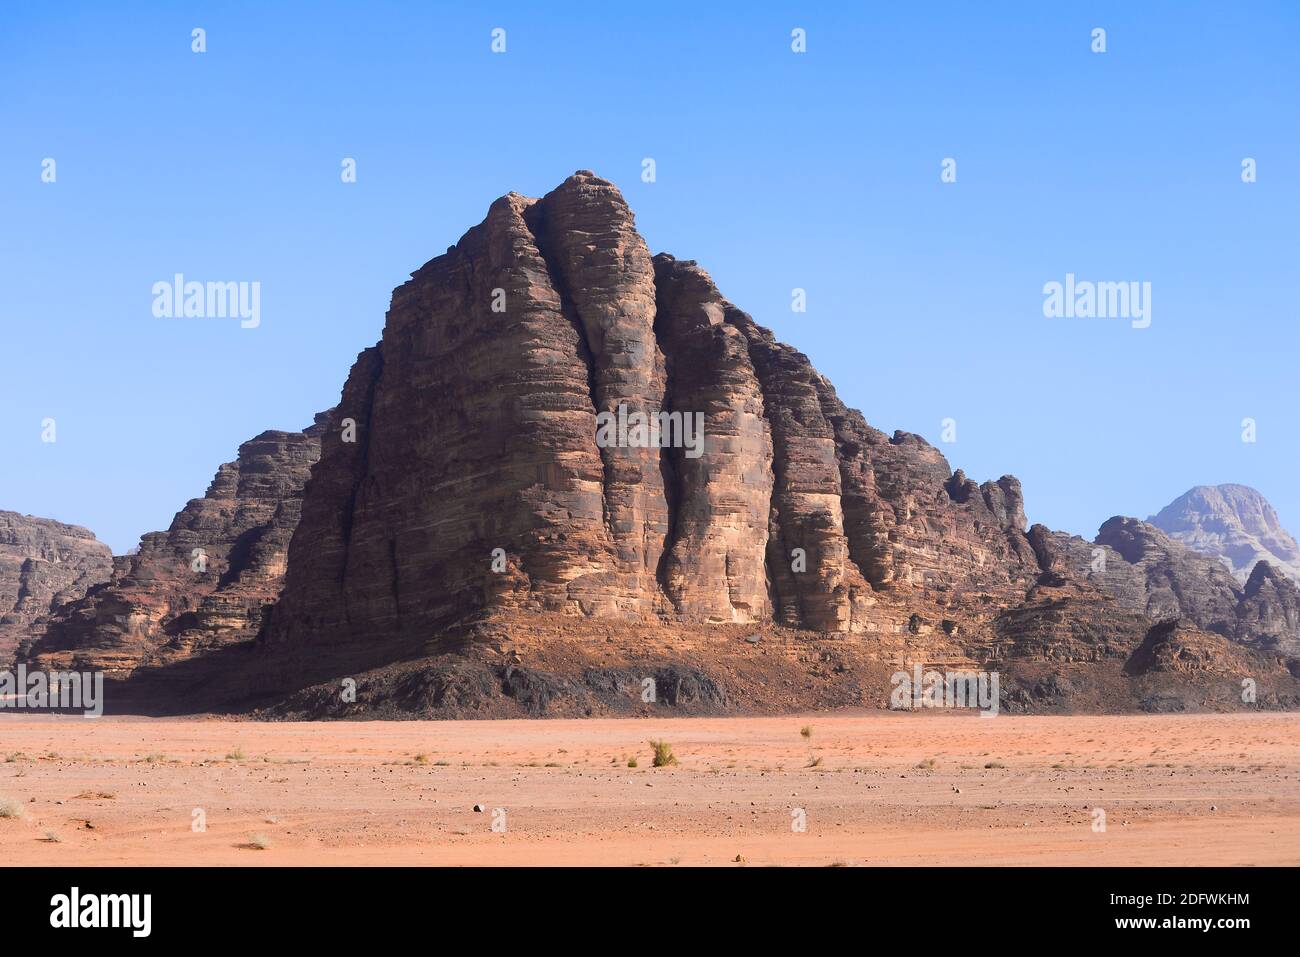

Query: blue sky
[2,1,1297,554]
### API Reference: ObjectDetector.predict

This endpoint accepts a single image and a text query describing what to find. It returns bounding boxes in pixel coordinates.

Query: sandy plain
[0,712,1295,866]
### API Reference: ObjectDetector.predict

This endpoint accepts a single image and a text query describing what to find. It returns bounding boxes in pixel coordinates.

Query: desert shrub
[649,740,677,768]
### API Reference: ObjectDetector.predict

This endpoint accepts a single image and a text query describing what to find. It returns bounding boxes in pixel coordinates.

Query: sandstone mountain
[15,173,1300,716]
[0,512,112,663]
[253,173,1041,690]
[24,416,328,680]
[1150,484,1300,585]
[1029,517,1300,656]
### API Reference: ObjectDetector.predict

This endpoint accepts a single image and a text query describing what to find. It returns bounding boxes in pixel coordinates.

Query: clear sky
[2,2,1297,554]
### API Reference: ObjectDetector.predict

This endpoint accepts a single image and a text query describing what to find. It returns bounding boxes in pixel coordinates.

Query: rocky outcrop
[0,513,113,663]
[652,256,773,623]
[1235,561,1300,657]
[991,582,1153,665]
[1150,484,1300,585]
[22,416,328,676]
[1029,517,1300,669]
[261,172,1048,683]
[15,171,1300,716]
[1126,618,1256,677]
[1029,518,1243,635]
[721,300,872,632]
[263,188,644,678]
[1093,517,1244,634]
[236,173,1300,711]
[538,176,671,613]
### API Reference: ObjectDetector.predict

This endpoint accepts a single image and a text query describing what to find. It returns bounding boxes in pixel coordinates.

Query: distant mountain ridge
[1150,484,1300,586]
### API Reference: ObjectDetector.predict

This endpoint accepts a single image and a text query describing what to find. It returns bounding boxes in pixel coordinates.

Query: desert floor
[0,712,1295,866]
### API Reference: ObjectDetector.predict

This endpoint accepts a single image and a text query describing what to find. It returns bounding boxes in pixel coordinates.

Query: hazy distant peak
[1150,484,1300,585]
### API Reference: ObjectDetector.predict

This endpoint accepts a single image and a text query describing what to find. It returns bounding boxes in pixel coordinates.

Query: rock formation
[23,416,328,677]
[1235,561,1300,658]
[1030,516,1300,657]
[1031,518,1244,630]
[261,173,1043,678]
[14,172,1300,716]
[1150,484,1300,584]
[1125,618,1257,677]
[0,512,112,663]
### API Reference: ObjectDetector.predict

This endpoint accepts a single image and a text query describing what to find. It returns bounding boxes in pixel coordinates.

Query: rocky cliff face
[22,416,328,677]
[1150,484,1300,585]
[1030,518,1246,630]
[1125,618,1258,677]
[15,172,1300,716]
[1027,517,1300,682]
[0,512,113,663]
[1236,561,1300,658]
[261,173,1041,679]
[246,172,1297,715]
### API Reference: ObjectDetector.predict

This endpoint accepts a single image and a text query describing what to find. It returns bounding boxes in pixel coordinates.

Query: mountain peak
[1150,484,1300,585]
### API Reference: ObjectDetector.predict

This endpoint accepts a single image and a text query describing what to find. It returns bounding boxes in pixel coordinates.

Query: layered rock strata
[0,512,113,662]
[23,416,328,675]
[13,172,1300,716]
[263,172,1044,671]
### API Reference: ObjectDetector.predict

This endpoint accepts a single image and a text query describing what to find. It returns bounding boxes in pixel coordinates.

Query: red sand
[0,711,1295,866]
